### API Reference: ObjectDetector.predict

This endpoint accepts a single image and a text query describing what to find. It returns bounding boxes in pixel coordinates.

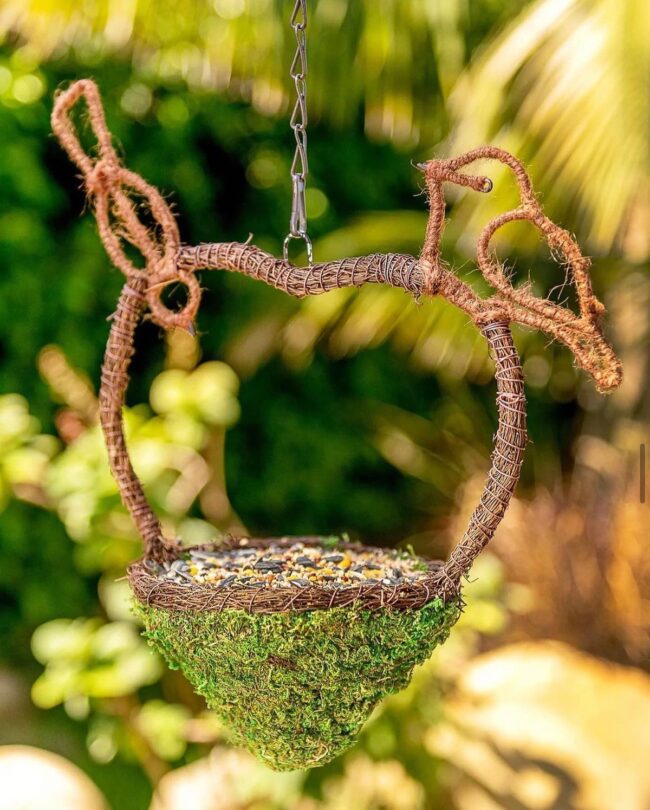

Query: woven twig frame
[51,80,622,611]
[130,536,447,613]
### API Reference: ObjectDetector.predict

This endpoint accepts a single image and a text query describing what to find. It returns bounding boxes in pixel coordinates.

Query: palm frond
[446,0,650,259]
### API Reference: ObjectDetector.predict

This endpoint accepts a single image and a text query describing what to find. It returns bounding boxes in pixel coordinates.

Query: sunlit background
[0,1,648,808]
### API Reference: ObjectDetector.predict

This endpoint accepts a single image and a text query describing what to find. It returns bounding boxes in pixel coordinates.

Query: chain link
[283,0,313,264]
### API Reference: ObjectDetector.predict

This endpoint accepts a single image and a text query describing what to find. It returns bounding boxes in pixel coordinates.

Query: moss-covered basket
[131,538,460,771]
[51,83,618,772]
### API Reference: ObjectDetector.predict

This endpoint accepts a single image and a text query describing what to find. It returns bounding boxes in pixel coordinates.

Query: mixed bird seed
[148,540,431,590]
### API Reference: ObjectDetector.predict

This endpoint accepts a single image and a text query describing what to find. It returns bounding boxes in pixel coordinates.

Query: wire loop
[283,231,314,265]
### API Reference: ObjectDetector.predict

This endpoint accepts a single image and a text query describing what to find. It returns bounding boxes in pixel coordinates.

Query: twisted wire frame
[114,245,526,609]
[53,80,623,613]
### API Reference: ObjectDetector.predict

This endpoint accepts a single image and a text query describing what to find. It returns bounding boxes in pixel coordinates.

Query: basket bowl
[130,537,460,770]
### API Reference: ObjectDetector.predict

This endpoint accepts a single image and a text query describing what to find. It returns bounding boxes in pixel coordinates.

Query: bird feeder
[51,71,621,771]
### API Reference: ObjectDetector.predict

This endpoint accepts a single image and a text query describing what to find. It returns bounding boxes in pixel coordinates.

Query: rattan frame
[50,79,622,613]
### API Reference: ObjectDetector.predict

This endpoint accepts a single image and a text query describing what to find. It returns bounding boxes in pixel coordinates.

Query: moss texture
[135,598,460,770]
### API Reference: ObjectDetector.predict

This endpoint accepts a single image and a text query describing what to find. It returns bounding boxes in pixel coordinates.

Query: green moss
[134,598,460,770]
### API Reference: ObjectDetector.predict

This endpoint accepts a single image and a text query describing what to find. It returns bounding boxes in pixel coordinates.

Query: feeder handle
[52,80,621,580]
[102,251,526,579]
[99,277,171,560]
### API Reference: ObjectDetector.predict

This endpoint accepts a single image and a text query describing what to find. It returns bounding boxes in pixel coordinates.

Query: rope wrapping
[51,79,622,601]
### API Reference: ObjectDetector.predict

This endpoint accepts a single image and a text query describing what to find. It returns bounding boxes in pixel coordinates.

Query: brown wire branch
[419,146,623,393]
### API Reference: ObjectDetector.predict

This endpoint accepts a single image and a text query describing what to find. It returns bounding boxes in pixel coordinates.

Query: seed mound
[150,539,431,590]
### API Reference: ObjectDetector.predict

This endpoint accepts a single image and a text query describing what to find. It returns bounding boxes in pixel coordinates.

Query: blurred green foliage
[31,618,162,709]
[0,0,647,807]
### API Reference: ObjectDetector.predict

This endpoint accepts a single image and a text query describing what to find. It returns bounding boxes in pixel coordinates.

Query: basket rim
[128,535,457,614]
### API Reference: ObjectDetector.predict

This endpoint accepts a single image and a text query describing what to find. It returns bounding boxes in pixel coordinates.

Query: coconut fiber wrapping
[50,80,622,592]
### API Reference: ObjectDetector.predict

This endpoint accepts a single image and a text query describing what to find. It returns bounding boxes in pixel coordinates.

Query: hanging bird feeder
[51,0,622,772]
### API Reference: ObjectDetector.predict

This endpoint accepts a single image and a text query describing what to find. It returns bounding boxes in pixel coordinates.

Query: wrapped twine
[51,79,622,610]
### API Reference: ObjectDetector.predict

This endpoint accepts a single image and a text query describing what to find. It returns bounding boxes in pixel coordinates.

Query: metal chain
[283,0,313,264]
